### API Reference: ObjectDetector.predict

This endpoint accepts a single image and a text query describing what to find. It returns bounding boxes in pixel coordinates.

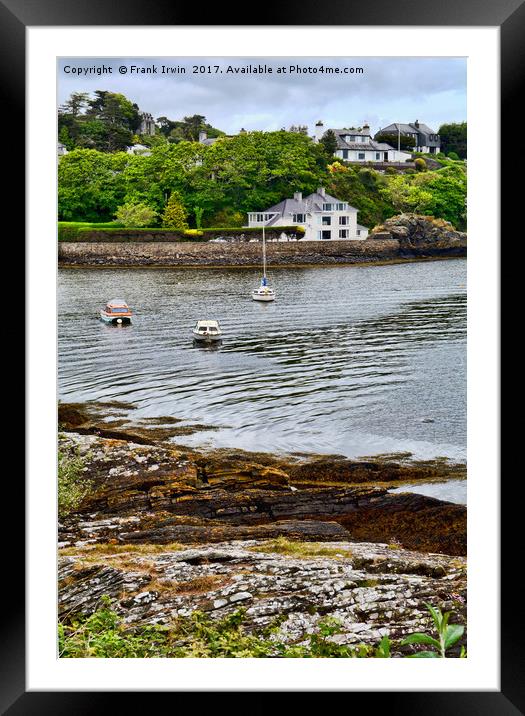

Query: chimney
[294,191,302,202]
[198,130,207,143]
[415,119,420,128]
[318,187,326,197]
[363,122,370,134]
[314,120,324,142]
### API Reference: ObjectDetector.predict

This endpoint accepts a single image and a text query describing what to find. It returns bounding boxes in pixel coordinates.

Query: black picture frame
[7,0,513,712]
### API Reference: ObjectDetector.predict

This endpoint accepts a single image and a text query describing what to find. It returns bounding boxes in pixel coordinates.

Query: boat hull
[192,331,223,342]
[100,311,132,325]
[252,291,275,302]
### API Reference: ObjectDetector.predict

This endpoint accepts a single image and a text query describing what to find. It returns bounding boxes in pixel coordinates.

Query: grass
[59,542,185,557]
[248,537,353,559]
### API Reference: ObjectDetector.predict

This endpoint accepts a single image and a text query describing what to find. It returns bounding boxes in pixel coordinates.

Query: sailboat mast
[262,223,267,278]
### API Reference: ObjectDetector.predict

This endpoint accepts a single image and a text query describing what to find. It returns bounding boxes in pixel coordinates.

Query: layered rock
[58,540,466,655]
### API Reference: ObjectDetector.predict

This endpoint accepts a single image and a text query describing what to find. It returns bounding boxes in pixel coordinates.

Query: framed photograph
[8,0,513,710]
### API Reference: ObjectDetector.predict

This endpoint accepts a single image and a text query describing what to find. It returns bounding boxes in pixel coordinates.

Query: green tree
[194,206,204,229]
[58,148,128,221]
[438,122,467,159]
[320,130,338,157]
[162,191,189,229]
[114,201,157,227]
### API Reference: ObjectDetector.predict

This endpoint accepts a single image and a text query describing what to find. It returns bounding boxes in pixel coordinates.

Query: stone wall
[58,237,465,267]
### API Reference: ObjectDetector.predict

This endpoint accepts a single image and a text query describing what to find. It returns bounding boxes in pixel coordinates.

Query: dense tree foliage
[59,91,141,152]
[156,114,225,143]
[58,131,466,230]
[437,122,467,159]
[320,130,338,157]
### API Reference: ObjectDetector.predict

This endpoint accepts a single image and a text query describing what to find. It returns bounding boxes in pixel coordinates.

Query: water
[58,260,466,500]
[390,479,466,505]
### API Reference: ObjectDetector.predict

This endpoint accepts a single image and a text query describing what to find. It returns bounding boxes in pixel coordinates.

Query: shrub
[447,151,460,161]
[114,202,157,228]
[162,192,189,229]
[414,158,427,172]
[58,449,91,517]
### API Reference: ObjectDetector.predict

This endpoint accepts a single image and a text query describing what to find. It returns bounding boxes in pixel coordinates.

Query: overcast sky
[58,57,466,135]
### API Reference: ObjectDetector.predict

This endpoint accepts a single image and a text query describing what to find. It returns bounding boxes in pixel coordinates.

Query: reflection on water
[58,260,466,464]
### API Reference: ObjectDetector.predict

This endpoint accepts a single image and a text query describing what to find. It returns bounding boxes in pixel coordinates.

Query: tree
[320,130,338,157]
[162,192,189,229]
[114,201,157,227]
[194,206,204,229]
[438,122,467,159]
[58,148,128,221]
[374,131,416,151]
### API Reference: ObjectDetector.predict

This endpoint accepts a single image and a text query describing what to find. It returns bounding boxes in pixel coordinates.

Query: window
[375,153,380,160]
[323,203,333,211]
[339,229,348,238]
[292,214,305,223]
[358,153,365,160]
[321,230,331,240]
[339,216,348,225]
[322,216,331,226]
[342,150,349,159]
[357,229,361,236]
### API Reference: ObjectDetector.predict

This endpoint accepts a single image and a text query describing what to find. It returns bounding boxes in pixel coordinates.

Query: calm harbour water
[58,260,466,501]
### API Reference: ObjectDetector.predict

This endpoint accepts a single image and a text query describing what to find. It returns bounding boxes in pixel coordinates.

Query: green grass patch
[248,537,353,559]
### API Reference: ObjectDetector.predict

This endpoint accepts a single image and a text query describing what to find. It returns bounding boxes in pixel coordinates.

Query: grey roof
[356,224,369,230]
[262,190,357,215]
[380,122,438,137]
[326,128,397,153]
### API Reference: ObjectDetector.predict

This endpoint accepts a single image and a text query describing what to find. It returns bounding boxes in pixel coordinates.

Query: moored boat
[252,224,275,302]
[100,299,133,325]
[192,319,223,342]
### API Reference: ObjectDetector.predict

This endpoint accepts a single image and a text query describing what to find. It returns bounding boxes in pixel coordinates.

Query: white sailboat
[252,223,275,302]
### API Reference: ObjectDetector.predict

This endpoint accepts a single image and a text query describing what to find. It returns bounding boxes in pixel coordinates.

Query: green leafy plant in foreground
[401,602,465,657]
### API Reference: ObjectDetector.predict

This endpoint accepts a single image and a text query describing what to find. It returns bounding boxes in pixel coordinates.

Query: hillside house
[247,187,367,241]
[314,121,412,163]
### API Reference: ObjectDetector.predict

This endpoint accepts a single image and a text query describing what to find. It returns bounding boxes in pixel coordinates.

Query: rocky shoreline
[58,214,466,268]
[58,401,467,654]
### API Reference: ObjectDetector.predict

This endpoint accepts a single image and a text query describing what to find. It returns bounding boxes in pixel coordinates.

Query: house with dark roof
[314,121,412,164]
[247,187,368,241]
[378,120,441,154]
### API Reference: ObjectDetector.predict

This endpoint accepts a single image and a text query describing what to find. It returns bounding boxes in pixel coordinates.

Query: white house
[314,121,412,163]
[247,187,368,241]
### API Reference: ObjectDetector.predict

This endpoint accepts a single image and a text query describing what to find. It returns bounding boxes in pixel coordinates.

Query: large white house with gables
[247,187,368,241]
[314,121,412,164]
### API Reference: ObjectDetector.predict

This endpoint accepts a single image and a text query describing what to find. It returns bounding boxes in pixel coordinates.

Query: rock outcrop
[58,427,466,556]
[58,540,466,655]
[370,214,466,257]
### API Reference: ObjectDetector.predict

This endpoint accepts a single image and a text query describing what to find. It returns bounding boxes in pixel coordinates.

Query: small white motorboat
[192,319,223,343]
[252,224,275,302]
[100,299,133,324]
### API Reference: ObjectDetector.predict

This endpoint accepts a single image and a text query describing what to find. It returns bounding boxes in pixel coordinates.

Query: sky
[58,57,466,135]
